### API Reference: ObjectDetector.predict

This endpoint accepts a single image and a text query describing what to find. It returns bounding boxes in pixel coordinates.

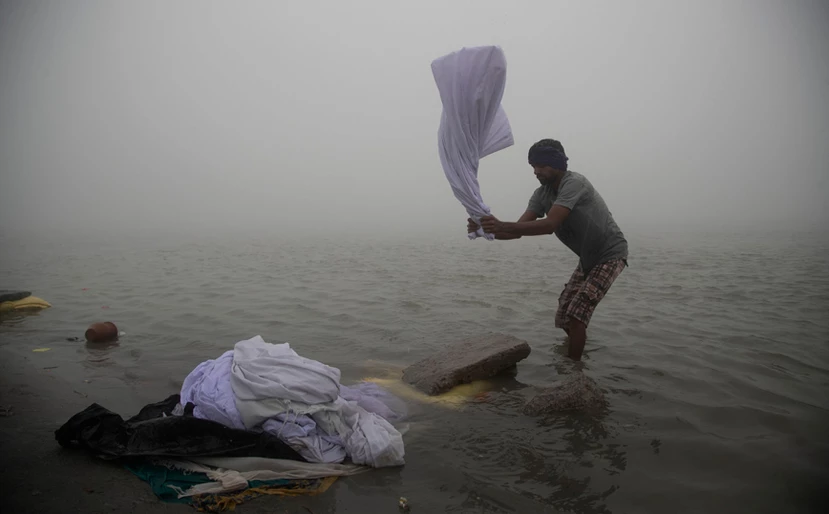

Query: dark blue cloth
[528,147,568,170]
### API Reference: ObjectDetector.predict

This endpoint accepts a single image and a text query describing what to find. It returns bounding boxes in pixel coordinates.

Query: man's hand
[467,218,480,233]
[480,215,504,234]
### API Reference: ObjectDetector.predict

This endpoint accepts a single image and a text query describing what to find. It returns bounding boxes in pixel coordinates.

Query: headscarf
[528,146,568,170]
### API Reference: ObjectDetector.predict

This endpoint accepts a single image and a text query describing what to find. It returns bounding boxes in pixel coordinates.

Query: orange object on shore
[85,322,118,343]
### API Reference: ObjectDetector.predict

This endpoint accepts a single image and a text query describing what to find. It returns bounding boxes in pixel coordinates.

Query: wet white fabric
[180,344,347,464]
[178,337,407,466]
[432,45,514,240]
[193,456,368,479]
[159,457,368,498]
[179,350,245,430]
[230,336,405,468]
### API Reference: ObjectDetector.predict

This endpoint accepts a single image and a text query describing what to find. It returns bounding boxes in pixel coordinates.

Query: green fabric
[124,461,292,504]
[125,462,208,504]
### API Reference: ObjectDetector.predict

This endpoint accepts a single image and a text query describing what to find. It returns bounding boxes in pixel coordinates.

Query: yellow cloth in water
[0,296,51,312]
[191,476,338,512]
[358,359,495,409]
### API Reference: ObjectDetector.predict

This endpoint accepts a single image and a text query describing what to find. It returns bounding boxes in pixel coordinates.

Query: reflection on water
[533,407,621,514]
[0,309,44,326]
[81,341,120,377]
[510,392,621,513]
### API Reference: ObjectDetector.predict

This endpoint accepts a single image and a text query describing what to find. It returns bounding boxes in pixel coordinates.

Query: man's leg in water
[561,259,627,361]
[555,266,584,339]
[567,320,588,360]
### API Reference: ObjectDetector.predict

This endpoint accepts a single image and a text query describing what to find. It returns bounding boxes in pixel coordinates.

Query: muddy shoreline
[0,346,417,514]
[0,344,557,514]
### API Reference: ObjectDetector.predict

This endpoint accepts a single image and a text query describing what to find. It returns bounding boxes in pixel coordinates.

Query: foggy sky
[1,0,827,240]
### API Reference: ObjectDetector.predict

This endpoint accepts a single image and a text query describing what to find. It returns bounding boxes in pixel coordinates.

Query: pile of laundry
[179,335,407,468]
[56,335,408,511]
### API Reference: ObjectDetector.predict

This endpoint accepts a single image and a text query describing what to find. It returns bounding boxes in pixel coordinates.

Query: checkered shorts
[555,259,626,329]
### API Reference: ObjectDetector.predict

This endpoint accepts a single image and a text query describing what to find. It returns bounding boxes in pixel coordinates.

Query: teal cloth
[125,461,292,504]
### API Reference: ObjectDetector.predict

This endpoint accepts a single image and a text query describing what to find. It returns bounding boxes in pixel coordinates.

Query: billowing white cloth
[432,45,514,240]
[230,336,405,468]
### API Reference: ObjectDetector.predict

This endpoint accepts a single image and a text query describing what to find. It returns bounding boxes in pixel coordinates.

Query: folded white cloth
[230,336,405,468]
[179,350,245,430]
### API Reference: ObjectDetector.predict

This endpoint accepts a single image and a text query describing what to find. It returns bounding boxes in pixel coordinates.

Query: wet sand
[0,346,187,513]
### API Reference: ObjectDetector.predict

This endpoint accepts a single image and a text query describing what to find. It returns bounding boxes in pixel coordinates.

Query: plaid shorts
[555,259,626,329]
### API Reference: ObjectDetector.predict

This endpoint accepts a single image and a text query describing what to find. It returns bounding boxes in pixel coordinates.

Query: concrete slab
[402,333,531,396]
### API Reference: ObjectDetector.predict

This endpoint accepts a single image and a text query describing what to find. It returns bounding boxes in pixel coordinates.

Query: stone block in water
[402,333,531,396]
[522,373,605,415]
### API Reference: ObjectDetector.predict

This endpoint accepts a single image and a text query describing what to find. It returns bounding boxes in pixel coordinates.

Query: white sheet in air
[432,45,514,240]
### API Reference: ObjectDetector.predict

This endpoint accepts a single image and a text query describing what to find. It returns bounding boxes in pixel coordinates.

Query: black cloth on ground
[55,394,305,462]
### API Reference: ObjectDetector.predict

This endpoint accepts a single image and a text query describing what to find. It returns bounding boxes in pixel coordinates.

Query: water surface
[1,230,827,513]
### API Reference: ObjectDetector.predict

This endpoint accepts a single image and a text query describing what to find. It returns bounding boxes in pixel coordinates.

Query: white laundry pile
[432,45,515,240]
[180,349,245,430]
[179,336,406,468]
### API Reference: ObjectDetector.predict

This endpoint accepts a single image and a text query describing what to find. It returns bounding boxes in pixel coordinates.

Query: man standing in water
[470,139,628,361]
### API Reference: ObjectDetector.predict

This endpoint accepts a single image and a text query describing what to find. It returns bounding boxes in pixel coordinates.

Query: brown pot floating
[85,322,118,343]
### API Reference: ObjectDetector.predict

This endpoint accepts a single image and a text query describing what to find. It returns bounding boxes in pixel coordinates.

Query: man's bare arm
[494,210,538,240]
[498,205,570,236]
[481,205,571,237]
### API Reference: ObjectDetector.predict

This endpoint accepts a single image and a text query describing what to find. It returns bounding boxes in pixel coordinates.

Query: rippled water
[1,230,828,513]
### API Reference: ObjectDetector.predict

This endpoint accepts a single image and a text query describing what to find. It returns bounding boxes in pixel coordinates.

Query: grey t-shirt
[527,171,628,273]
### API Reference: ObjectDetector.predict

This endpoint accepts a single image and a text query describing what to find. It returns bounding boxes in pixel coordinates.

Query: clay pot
[85,322,118,343]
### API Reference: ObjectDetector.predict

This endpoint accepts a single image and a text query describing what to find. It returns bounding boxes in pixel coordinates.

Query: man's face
[532,164,557,185]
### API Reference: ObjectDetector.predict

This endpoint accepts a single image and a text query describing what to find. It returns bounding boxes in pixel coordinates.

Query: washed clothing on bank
[55,394,305,461]
[181,335,406,468]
